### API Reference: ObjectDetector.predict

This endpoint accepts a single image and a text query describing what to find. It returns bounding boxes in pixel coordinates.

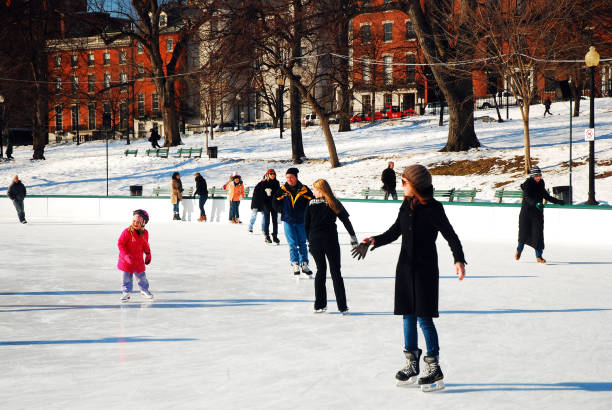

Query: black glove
[351,243,370,260]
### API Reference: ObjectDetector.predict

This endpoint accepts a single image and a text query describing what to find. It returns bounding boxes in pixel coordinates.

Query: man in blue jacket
[274,168,313,276]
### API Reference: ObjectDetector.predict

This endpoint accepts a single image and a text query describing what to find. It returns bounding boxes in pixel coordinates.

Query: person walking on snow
[516,166,563,264]
[305,179,358,314]
[260,169,281,245]
[354,164,466,392]
[117,209,154,302]
[148,128,162,148]
[543,97,553,117]
[381,161,398,200]
[171,172,183,220]
[194,172,208,222]
[7,175,27,223]
[273,167,313,276]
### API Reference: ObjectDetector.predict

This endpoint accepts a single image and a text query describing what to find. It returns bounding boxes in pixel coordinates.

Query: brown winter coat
[373,198,465,317]
[171,179,183,204]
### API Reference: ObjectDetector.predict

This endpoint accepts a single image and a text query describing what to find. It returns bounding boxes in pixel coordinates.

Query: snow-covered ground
[1,98,612,203]
[1,221,612,409]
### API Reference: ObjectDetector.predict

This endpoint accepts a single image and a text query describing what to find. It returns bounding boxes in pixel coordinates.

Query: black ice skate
[396,349,421,386]
[301,262,313,277]
[418,355,445,392]
[264,236,272,244]
[272,236,280,245]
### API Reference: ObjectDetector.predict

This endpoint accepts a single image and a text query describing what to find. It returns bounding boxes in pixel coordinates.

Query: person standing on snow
[516,165,563,264]
[260,169,281,245]
[381,161,398,200]
[148,128,162,148]
[227,173,245,224]
[249,173,267,234]
[7,175,27,223]
[171,172,183,220]
[543,97,553,117]
[354,164,466,392]
[305,179,358,314]
[194,172,208,222]
[273,167,313,276]
[117,209,154,302]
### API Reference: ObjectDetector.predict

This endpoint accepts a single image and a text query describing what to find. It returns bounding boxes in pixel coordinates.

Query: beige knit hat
[402,165,432,191]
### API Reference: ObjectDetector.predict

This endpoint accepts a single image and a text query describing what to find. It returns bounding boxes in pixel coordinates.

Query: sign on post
[585,128,595,142]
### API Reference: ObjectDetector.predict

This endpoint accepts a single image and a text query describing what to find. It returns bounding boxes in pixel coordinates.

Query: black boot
[264,235,272,244]
[173,211,181,221]
[272,235,280,245]
[418,355,445,391]
[396,349,421,385]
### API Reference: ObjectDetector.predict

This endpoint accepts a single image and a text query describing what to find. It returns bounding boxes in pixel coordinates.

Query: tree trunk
[336,22,351,132]
[31,48,47,160]
[289,79,305,163]
[159,79,182,146]
[520,105,531,174]
[337,81,351,132]
[440,82,479,151]
[493,94,503,123]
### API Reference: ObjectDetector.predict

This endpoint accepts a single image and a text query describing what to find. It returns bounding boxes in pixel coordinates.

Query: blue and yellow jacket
[274,182,313,224]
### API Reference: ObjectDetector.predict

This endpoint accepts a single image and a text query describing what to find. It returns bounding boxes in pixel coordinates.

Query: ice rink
[1,218,612,409]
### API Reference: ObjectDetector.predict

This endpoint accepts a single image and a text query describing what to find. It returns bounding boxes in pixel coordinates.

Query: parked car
[350,113,366,123]
[402,108,417,117]
[364,112,384,121]
[425,102,445,115]
[303,113,319,126]
[381,105,403,119]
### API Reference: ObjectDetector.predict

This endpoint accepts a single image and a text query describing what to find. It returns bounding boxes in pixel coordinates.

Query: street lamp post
[568,77,573,204]
[585,46,600,205]
[0,94,4,158]
[235,94,241,129]
[276,76,285,139]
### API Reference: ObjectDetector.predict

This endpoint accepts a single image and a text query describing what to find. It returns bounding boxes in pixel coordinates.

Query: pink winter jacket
[117,227,151,273]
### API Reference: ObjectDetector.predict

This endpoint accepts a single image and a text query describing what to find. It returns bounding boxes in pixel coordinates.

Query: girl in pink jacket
[118,209,153,302]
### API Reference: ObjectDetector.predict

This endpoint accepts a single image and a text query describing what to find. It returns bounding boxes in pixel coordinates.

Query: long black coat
[381,167,396,191]
[373,198,465,317]
[518,177,561,250]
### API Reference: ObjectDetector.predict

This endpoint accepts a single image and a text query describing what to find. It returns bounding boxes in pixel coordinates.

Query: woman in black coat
[360,165,465,391]
[305,179,358,314]
[516,166,563,263]
[259,169,281,244]
[194,172,208,221]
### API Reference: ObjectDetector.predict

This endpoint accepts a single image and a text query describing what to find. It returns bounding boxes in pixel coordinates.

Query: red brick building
[46,12,185,140]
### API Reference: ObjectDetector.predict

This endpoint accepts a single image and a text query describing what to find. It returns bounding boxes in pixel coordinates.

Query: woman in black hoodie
[305,179,358,314]
[194,172,208,221]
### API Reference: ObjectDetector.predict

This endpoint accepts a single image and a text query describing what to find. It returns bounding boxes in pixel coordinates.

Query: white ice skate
[418,356,445,392]
[141,290,154,300]
[313,307,327,313]
[120,292,130,302]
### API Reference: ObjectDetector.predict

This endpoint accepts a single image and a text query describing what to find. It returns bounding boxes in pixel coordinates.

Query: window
[104,73,111,88]
[71,54,78,67]
[88,75,95,92]
[137,65,144,79]
[362,59,371,84]
[362,0,370,5]
[152,93,159,117]
[120,103,128,129]
[384,93,392,107]
[119,51,127,65]
[71,105,79,131]
[138,93,145,117]
[384,56,393,85]
[361,25,371,44]
[88,53,94,66]
[88,104,96,129]
[362,95,371,114]
[120,72,128,84]
[55,106,63,131]
[192,57,200,68]
[137,42,144,54]
[103,102,111,128]
[406,54,415,83]
[383,23,393,42]
[55,55,61,67]
[72,76,78,92]
[405,21,415,40]
[166,39,173,52]
[104,52,110,65]
[516,0,524,15]
[384,0,392,3]
[56,78,62,91]
[159,13,167,27]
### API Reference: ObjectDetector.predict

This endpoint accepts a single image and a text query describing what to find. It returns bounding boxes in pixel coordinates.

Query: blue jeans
[198,196,207,217]
[229,201,240,220]
[403,315,439,357]
[248,209,266,231]
[122,271,150,293]
[517,242,543,258]
[173,202,180,213]
[283,222,308,264]
[12,199,25,222]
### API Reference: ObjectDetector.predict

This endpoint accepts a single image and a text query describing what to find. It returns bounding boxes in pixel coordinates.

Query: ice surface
[1,219,612,409]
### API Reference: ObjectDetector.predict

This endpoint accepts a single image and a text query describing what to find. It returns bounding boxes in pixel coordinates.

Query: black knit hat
[286,167,299,176]
[530,166,542,177]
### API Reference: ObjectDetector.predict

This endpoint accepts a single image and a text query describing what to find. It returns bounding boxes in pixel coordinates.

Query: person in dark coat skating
[516,166,563,263]
[7,175,27,223]
[249,174,267,234]
[305,179,358,314]
[257,169,281,244]
[381,161,398,200]
[543,97,552,117]
[194,172,208,222]
[357,164,465,391]
[148,128,162,148]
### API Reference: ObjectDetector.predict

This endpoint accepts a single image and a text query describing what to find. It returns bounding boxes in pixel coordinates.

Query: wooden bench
[151,186,194,197]
[433,189,454,201]
[361,188,387,199]
[360,188,458,201]
[175,147,203,158]
[208,186,251,198]
[146,148,169,158]
[450,189,477,202]
[124,149,138,157]
[494,189,523,203]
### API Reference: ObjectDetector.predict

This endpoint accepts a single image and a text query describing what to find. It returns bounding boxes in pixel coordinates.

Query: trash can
[552,185,571,205]
[129,185,143,196]
[207,146,218,158]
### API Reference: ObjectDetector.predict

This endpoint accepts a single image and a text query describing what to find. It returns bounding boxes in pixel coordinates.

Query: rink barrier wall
[1,195,611,244]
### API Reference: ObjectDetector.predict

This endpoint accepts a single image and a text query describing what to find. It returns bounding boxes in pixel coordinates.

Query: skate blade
[420,380,445,392]
[396,376,418,386]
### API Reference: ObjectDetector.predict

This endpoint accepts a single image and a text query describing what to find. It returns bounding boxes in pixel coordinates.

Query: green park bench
[124,149,138,157]
[494,188,523,203]
[450,189,478,202]
[360,188,458,201]
[146,148,169,158]
[208,186,251,198]
[175,147,203,158]
[151,186,194,197]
